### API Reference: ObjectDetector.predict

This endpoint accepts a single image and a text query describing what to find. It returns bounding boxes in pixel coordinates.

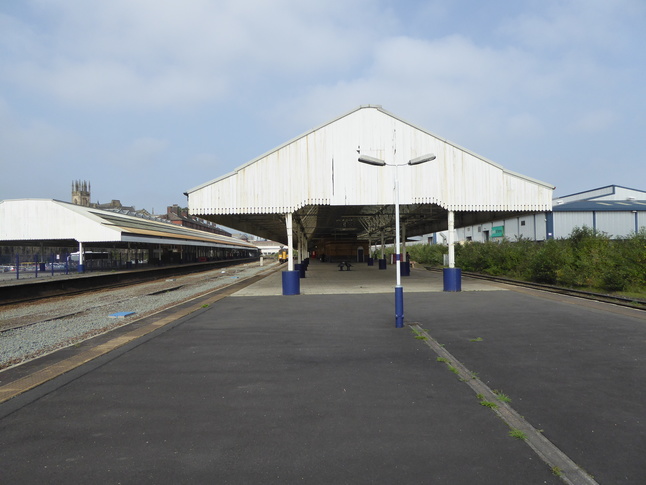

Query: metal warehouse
[434,185,646,243]
[186,105,555,270]
[0,199,259,271]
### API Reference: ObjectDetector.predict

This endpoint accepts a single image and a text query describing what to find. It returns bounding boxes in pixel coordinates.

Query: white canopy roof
[0,199,258,250]
[187,105,554,244]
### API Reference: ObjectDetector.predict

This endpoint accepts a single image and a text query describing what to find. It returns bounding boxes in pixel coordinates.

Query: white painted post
[78,241,85,273]
[286,212,294,271]
[402,223,407,262]
[448,211,455,268]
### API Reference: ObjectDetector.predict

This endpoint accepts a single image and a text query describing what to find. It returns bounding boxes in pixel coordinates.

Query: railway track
[427,267,646,311]
[0,261,277,334]
[0,257,257,307]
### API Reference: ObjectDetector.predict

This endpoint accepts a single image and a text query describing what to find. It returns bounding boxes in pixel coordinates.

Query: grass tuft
[494,390,512,403]
[479,400,498,409]
[508,428,527,440]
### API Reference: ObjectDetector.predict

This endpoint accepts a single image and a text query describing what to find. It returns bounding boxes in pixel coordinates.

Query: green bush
[406,243,446,266]
[528,239,574,284]
[450,226,645,295]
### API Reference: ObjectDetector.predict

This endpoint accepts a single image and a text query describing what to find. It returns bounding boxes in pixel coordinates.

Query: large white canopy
[187,105,554,245]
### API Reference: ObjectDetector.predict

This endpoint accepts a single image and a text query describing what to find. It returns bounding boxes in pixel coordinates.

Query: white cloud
[271,34,556,143]
[2,0,386,109]
[498,0,645,54]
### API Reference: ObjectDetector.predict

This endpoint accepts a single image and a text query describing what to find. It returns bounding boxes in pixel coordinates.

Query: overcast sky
[1,0,645,214]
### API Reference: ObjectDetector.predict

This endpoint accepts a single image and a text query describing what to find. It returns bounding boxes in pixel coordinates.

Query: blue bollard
[443,268,462,292]
[378,258,387,270]
[282,270,300,295]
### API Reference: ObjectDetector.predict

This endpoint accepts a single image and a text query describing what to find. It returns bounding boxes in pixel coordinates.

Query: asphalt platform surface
[1,260,645,484]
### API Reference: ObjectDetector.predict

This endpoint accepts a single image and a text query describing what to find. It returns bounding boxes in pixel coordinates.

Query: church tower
[72,180,91,206]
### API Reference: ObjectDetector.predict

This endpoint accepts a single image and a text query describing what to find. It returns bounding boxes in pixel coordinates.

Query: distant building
[160,205,232,237]
[71,180,91,206]
[424,185,646,244]
[71,180,150,216]
[253,240,285,255]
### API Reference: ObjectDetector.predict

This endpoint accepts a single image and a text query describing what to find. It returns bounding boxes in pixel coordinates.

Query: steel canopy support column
[443,210,462,291]
[378,231,387,270]
[448,211,455,268]
[78,241,85,273]
[287,213,294,271]
[401,223,410,276]
[282,212,300,295]
[295,228,305,278]
[402,223,407,261]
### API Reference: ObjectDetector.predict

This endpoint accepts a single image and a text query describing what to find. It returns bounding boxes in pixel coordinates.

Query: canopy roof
[187,105,554,245]
[0,199,258,250]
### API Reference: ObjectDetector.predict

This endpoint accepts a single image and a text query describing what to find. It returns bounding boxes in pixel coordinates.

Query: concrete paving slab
[234,259,502,296]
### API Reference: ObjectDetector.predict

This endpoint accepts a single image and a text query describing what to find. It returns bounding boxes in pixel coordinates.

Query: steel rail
[426,267,646,311]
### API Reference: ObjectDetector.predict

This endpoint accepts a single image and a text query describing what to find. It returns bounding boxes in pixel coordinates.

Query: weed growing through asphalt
[480,400,498,409]
[201,304,209,308]
[448,365,460,375]
[415,335,427,340]
[508,429,527,440]
[494,390,512,403]
[476,393,498,409]
[436,357,450,363]
[469,337,484,342]
[551,466,562,477]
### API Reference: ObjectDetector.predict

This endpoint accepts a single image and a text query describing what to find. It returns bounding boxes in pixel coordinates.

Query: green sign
[491,226,504,238]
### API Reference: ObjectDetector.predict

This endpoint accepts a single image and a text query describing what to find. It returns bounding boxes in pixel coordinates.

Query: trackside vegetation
[405,227,646,296]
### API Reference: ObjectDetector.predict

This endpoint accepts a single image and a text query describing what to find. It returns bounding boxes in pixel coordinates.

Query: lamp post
[358,153,436,327]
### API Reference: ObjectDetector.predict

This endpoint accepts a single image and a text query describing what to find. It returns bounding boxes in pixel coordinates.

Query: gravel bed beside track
[0,261,279,370]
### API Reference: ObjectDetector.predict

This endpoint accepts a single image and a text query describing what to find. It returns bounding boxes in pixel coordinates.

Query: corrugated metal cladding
[188,106,554,216]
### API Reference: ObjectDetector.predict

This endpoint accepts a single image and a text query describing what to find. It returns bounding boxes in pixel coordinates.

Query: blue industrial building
[428,185,646,244]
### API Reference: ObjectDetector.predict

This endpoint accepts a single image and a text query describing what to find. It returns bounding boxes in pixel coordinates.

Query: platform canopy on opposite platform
[0,198,258,251]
